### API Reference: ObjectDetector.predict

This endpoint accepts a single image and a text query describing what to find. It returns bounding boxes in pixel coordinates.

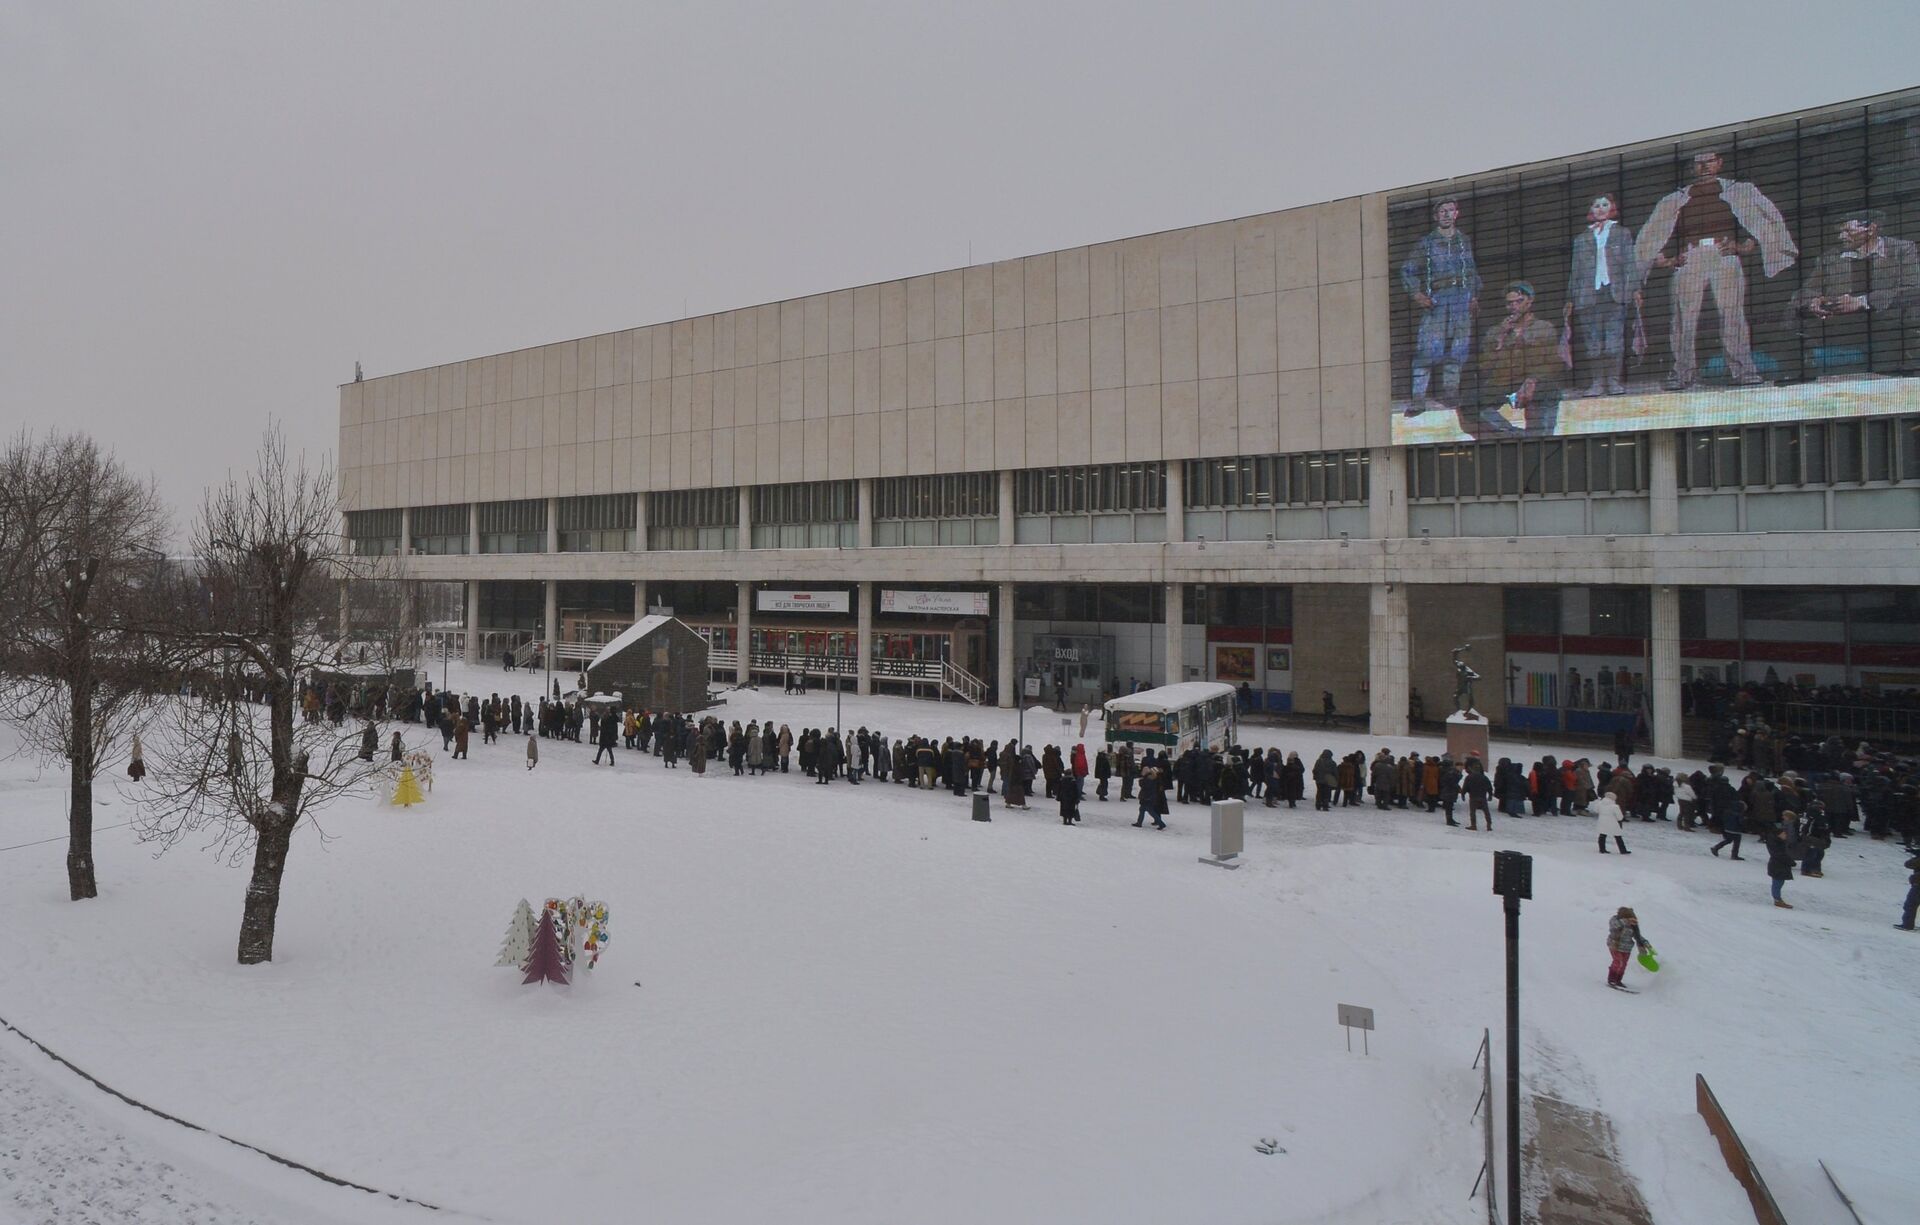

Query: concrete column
[545,497,559,554]
[856,478,873,549]
[1651,583,1682,759]
[633,491,649,551]
[1164,581,1185,686]
[1649,430,1679,535]
[633,580,648,622]
[738,486,753,550]
[543,579,558,668]
[1367,582,1410,737]
[997,469,1014,546]
[856,581,873,695]
[463,580,481,666]
[736,580,753,686]
[398,506,412,556]
[467,502,480,555]
[1164,461,1185,543]
[1367,446,1408,540]
[997,581,1016,708]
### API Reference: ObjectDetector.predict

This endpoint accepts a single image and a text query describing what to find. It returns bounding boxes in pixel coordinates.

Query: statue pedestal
[1446,711,1490,764]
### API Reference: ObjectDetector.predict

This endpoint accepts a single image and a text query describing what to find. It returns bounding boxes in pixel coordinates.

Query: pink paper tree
[521,907,571,986]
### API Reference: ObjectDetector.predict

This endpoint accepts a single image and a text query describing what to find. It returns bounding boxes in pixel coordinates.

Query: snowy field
[2,661,1916,1224]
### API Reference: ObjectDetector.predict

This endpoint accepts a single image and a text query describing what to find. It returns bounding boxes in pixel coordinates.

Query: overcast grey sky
[5,1,1918,520]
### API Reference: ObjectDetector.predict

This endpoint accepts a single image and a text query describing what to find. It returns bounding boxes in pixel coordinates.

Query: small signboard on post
[1337,1003,1375,1054]
[1023,677,1041,698]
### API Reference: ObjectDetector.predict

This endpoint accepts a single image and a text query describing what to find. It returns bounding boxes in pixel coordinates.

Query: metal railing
[1470,1028,1500,1225]
[701,649,987,704]
[1753,700,1920,747]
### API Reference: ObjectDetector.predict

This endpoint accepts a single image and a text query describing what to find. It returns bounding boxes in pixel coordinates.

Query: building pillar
[1651,583,1682,759]
[997,469,1014,546]
[1367,582,1410,737]
[467,502,480,555]
[398,506,412,556]
[997,581,1016,708]
[633,580,648,622]
[856,582,873,696]
[633,491,649,552]
[463,580,481,666]
[738,486,753,550]
[545,497,559,554]
[736,580,753,686]
[857,478,874,549]
[1164,461,1185,543]
[1367,446,1408,540]
[1649,430,1679,535]
[543,579,558,673]
[1164,581,1185,686]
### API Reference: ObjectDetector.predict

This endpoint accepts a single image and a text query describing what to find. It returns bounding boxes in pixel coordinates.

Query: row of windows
[556,494,637,552]
[1504,586,1651,639]
[1014,463,1167,514]
[1184,452,1370,508]
[406,504,469,554]
[648,525,738,552]
[752,480,855,526]
[648,488,738,529]
[872,473,998,520]
[1411,435,1649,500]
[1677,417,1920,490]
[345,509,401,555]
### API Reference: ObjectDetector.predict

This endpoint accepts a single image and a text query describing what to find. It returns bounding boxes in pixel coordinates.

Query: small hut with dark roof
[583,616,711,712]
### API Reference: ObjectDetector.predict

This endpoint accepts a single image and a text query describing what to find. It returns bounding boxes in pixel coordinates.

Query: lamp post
[1492,850,1532,1220]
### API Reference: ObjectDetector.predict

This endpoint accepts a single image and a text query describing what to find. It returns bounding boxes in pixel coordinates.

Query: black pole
[1505,892,1522,1221]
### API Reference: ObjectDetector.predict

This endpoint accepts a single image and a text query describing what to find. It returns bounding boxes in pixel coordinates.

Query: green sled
[1637,945,1660,973]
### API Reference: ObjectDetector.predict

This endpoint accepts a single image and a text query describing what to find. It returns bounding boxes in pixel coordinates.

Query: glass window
[1771,426,1801,486]
[1714,429,1743,487]
[1901,417,1920,481]
[1743,428,1768,487]
[1504,588,1560,635]
[1565,439,1588,493]
[1803,424,1828,484]
[1832,422,1862,482]
[1865,419,1893,482]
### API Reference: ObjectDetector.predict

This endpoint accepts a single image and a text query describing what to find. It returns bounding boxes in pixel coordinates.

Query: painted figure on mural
[1787,207,1920,373]
[1562,194,1642,397]
[1469,282,1560,438]
[1400,199,1482,413]
[1633,150,1797,390]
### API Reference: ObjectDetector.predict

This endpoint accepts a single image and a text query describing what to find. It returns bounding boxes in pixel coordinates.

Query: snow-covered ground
[1,661,1914,1224]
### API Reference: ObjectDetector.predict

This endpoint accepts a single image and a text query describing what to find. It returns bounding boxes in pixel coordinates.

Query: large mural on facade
[1391,96,1920,443]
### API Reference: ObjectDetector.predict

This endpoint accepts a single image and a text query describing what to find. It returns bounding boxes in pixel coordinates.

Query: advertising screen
[1390,95,1920,444]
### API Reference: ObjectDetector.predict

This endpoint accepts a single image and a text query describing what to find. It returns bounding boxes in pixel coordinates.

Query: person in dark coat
[1001,742,1027,808]
[1311,751,1338,811]
[1897,856,1920,930]
[1766,827,1796,908]
[1710,797,1746,859]
[389,731,404,762]
[1463,758,1493,830]
[1280,752,1305,808]
[452,716,470,760]
[1133,766,1168,829]
[593,711,618,766]
[359,722,378,762]
[1093,748,1112,800]
[1058,771,1082,825]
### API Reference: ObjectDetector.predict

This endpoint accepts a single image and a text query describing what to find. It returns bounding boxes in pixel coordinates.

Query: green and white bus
[1103,681,1238,755]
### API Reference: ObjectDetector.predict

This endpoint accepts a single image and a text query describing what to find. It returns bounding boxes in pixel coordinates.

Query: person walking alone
[1595,790,1629,854]
[1710,798,1746,860]
[1896,855,1920,931]
[593,711,618,766]
[1766,827,1796,909]
[1605,906,1651,992]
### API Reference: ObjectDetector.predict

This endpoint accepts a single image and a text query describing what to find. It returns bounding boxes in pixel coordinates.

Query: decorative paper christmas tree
[496,899,536,967]
[521,905,571,986]
[392,765,424,807]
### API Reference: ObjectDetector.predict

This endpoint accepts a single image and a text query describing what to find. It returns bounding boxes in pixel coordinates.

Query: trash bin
[972,793,991,822]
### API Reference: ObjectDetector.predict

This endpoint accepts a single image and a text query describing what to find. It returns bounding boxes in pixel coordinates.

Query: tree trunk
[237,817,294,965]
[66,557,99,901]
[67,772,97,900]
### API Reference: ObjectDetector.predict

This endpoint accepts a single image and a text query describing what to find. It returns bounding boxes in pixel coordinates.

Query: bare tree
[135,427,412,964]
[0,431,170,900]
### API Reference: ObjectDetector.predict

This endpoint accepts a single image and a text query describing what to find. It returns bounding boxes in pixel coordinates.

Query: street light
[1492,850,1533,1221]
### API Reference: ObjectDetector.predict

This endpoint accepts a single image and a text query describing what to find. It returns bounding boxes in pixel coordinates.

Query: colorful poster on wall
[1389,98,1920,447]
[1214,646,1256,683]
[1266,648,1291,672]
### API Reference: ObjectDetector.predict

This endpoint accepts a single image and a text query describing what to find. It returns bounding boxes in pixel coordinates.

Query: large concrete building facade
[340,89,1920,755]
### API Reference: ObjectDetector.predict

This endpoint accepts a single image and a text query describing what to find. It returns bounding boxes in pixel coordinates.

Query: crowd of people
[306,664,1920,928]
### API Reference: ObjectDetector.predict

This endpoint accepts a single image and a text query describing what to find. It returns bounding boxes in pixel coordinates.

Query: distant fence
[1755,701,1920,747]
[1696,1073,1787,1225]
[1470,1028,1500,1225]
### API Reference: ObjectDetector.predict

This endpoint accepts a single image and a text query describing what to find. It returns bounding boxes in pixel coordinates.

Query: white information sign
[879,589,991,617]
[756,589,850,614]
